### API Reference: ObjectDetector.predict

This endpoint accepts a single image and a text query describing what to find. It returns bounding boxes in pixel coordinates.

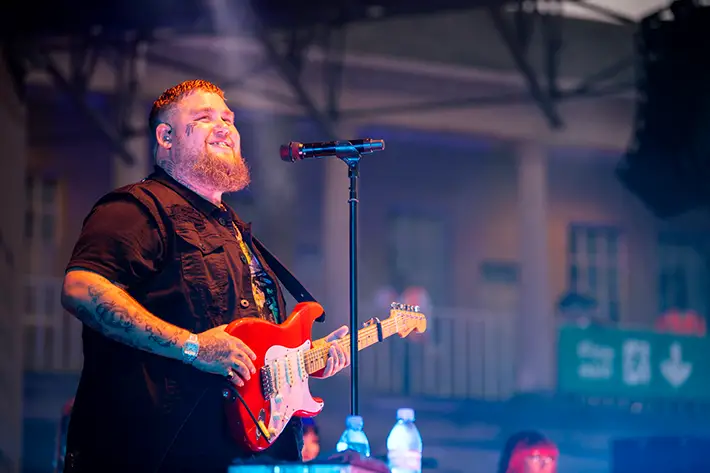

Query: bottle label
[388,450,422,470]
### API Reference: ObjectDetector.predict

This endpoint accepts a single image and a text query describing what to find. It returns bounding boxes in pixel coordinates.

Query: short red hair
[148,79,225,138]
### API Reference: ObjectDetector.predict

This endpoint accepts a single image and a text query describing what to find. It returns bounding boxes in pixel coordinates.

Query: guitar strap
[252,236,326,323]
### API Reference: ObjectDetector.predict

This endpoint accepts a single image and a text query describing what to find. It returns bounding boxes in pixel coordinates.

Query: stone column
[516,141,554,393]
[247,113,299,267]
[0,51,27,473]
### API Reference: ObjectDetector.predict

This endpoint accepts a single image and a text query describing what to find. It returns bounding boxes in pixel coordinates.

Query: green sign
[558,325,710,399]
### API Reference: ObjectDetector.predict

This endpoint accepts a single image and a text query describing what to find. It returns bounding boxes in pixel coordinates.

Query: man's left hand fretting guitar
[222,301,427,452]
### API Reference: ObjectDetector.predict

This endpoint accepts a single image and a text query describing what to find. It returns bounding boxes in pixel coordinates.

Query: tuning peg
[414,305,420,313]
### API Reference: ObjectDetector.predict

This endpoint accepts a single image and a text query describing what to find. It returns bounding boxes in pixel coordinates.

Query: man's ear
[155,123,173,150]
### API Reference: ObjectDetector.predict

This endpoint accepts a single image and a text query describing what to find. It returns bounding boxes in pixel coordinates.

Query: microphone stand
[335,141,363,417]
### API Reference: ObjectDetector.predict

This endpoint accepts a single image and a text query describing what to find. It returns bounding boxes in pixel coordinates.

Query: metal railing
[359,308,517,401]
[22,279,519,402]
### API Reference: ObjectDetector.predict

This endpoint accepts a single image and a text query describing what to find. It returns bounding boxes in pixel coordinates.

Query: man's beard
[179,145,251,193]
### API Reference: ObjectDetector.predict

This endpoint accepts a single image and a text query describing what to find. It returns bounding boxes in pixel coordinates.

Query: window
[387,212,449,305]
[25,176,62,274]
[25,176,60,243]
[657,233,710,317]
[567,225,625,322]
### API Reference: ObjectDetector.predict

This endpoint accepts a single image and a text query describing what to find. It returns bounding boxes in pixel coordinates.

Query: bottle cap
[397,408,415,421]
[345,415,364,429]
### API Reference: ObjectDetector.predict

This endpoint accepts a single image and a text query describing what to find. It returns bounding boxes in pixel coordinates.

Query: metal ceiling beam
[34,48,137,165]
[572,0,637,25]
[336,80,632,118]
[322,23,347,122]
[13,0,644,138]
[143,52,298,110]
[251,15,339,139]
[488,5,564,129]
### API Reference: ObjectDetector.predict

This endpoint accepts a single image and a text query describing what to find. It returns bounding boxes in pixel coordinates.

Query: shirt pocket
[174,225,230,326]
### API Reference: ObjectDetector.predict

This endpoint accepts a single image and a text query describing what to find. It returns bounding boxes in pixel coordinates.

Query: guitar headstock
[388,302,427,338]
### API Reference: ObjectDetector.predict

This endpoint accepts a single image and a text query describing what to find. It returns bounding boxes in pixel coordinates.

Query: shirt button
[240,299,250,308]
[240,254,247,264]
[219,218,226,225]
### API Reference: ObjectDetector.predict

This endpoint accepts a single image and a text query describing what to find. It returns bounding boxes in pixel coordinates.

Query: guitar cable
[227,384,273,441]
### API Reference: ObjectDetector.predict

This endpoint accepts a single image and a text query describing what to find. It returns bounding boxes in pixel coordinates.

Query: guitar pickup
[261,365,275,400]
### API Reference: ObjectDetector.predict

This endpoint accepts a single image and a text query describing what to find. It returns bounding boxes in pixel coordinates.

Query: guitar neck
[305,317,399,375]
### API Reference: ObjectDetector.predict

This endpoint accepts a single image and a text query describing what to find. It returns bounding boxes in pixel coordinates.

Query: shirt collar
[145,165,223,217]
[146,166,251,231]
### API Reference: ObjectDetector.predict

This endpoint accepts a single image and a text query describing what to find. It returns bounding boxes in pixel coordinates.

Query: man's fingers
[323,356,334,377]
[234,348,256,374]
[231,358,252,381]
[325,325,349,342]
[236,340,257,361]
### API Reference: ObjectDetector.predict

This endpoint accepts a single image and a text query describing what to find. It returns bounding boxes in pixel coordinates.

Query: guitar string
[302,317,402,372]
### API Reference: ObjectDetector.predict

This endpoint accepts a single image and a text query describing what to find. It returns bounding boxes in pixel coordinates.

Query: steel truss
[3,0,647,161]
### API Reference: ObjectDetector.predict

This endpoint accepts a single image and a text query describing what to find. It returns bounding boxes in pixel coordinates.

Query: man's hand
[191,325,256,387]
[316,325,351,378]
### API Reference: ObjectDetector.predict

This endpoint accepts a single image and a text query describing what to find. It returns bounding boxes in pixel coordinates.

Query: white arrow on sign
[660,342,692,388]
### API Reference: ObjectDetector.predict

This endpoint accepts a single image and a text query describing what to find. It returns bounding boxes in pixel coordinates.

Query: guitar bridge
[261,365,275,400]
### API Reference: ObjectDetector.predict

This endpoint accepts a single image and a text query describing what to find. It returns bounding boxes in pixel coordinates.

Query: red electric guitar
[222,301,427,452]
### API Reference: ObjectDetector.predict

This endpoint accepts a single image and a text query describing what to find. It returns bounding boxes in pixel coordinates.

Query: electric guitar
[222,300,427,452]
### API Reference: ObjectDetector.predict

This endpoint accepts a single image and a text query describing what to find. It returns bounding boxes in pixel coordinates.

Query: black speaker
[617,1,710,218]
[611,436,710,473]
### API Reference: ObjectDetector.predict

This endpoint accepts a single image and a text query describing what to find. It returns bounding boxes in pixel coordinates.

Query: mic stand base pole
[337,143,362,418]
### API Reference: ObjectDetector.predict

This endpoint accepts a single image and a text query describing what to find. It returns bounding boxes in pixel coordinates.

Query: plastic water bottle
[387,408,423,473]
[335,415,371,457]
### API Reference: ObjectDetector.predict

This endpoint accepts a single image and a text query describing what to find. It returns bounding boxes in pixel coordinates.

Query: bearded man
[60,80,350,473]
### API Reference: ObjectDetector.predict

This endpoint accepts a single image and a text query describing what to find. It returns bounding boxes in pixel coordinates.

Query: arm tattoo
[68,276,187,359]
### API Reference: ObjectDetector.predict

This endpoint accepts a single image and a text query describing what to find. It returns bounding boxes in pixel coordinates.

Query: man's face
[169,90,250,193]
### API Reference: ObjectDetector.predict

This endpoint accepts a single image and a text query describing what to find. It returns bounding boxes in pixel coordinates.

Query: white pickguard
[262,340,324,441]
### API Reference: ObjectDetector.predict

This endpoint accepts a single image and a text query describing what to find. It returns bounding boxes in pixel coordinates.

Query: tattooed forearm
[62,270,190,360]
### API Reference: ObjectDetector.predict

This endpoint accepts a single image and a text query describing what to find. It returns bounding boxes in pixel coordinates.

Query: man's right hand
[191,325,257,387]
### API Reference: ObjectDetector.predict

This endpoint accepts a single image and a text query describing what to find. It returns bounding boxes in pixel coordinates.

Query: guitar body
[222,299,427,452]
[223,301,325,452]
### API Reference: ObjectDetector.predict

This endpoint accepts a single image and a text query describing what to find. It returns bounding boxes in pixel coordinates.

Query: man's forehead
[179,90,230,112]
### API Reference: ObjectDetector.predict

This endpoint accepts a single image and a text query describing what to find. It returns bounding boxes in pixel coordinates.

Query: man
[60,79,350,473]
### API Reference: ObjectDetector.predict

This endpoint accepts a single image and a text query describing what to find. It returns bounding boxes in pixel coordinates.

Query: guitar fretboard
[303,317,400,374]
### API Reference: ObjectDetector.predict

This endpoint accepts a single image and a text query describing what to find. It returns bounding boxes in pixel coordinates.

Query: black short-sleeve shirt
[64,167,301,472]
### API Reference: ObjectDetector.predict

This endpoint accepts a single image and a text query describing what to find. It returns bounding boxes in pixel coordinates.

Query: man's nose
[213,125,230,136]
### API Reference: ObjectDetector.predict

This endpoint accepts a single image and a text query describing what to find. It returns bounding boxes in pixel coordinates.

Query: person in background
[301,417,321,462]
[497,430,559,473]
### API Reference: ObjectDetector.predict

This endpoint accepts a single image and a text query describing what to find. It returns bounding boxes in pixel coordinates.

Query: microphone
[280,139,385,162]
